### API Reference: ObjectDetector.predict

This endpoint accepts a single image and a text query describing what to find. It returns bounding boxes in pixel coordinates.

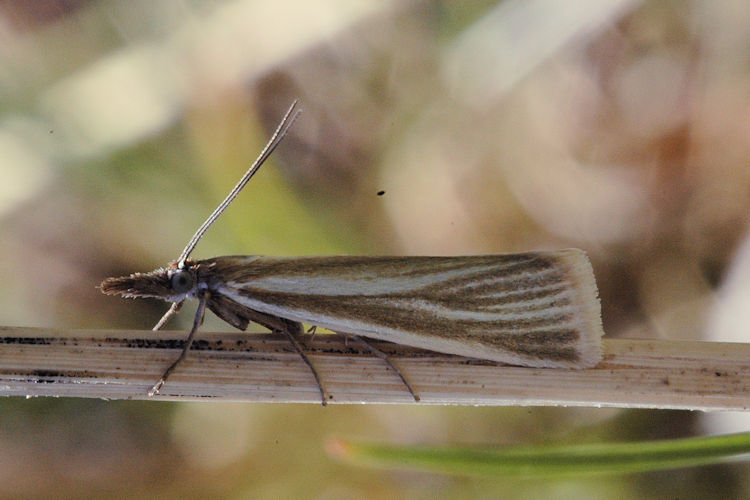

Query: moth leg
[350,335,420,402]
[207,296,331,404]
[153,300,184,330]
[149,293,207,396]
[279,321,330,406]
[281,327,329,406]
[306,325,317,342]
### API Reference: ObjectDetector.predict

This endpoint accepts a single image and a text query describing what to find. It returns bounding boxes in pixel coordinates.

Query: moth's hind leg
[348,335,420,402]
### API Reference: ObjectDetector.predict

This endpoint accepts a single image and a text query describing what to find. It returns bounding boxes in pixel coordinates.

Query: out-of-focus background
[2,0,750,497]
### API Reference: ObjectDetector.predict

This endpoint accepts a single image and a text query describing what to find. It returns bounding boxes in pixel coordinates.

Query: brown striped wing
[198,249,604,368]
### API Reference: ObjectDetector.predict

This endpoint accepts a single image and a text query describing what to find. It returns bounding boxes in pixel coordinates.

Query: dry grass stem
[1,326,748,410]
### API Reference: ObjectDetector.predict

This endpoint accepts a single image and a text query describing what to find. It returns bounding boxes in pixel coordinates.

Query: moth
[101,101,605,404]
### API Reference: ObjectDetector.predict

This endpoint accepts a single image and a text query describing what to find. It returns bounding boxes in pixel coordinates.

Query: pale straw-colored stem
[1,326,748,410]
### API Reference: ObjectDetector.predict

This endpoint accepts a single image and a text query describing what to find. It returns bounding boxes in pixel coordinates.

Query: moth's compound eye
[170,270,194,294]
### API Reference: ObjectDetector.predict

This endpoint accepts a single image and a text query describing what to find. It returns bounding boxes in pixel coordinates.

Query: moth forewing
[197,248,603,369]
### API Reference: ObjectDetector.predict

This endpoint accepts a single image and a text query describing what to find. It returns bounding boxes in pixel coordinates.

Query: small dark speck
[377,190,385,196]
[49,130,54,134]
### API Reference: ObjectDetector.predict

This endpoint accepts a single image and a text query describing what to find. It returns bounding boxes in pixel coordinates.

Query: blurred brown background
[1,0,750,498]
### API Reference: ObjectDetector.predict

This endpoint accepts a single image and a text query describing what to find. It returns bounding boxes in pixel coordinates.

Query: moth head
[100,262,198,302]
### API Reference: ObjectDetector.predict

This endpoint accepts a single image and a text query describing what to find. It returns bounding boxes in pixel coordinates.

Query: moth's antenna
[176,100,301,268]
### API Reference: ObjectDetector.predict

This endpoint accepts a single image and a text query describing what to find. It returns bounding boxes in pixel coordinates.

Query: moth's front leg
[149,292,208,396]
